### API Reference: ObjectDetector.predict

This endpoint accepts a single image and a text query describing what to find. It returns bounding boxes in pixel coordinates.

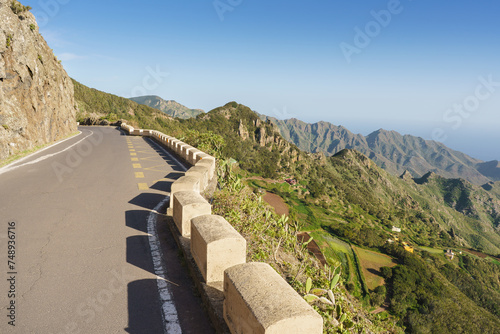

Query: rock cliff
[0,0,77,161]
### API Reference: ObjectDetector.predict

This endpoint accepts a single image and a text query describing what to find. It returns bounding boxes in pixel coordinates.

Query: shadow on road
[124,279,165,334]
[125,210,149,233]
[142,137,191,172]
[129,192,166,210]
[126,235,155,275]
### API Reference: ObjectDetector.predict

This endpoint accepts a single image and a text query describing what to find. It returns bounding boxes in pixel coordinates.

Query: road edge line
[147,196,183,334]
[0,130,83,173]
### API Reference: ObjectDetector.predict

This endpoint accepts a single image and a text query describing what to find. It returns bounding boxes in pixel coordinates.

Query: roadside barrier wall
[120,123,322,333]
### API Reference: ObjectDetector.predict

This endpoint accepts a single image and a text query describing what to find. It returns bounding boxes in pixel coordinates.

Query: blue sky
[25,0,500,161]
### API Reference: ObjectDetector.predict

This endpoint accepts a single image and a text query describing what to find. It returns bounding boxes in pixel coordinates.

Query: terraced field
[353,246,397,290]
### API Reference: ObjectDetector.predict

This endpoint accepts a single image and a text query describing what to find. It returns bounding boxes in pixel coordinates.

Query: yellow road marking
[129,149,136,152]
[144,165,168,172]
[130,153,137,156]
[133,164,142,169]
[135,172,145,178]
[139,156,161,161]
[131,158,139,161]
[137,183,149,190]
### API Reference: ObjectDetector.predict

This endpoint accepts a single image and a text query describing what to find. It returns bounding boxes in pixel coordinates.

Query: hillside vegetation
[74,82,500,333]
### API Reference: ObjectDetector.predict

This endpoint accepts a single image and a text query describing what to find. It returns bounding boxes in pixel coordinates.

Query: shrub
[380,266,393,279]
[6,34,13,48]
[10,1,31,14]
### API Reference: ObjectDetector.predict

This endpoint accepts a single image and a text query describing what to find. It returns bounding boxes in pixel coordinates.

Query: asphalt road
[0,127,214,334]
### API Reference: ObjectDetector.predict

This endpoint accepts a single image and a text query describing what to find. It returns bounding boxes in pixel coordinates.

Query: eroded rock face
[0,0,77,160]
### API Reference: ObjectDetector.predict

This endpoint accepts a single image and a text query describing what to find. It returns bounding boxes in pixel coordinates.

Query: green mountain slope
[130,95,204,119]
[261,116,500,185]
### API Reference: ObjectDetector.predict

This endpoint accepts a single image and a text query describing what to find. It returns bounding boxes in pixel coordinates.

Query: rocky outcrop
[238,120,249,140]
[130,95,204,119]
[400,170,414,182]
[0,0,77,161]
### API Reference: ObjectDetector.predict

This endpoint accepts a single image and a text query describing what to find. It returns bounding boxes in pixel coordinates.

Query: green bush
[10,1,31,14]
[6,34,12,48]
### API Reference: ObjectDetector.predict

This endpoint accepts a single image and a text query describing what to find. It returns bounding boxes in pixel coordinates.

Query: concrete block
[181,145,195,162]
[191,215,246,283]
[170,139,181,151]
[173,191,211,237]
[173,140,181,153]
[169,176,201,208]
[188,149,205,165]
[195,152,211,163]
[224,263,323,334]
[178,142,190,156]
[185,166,209,191]
[195,159,216,180]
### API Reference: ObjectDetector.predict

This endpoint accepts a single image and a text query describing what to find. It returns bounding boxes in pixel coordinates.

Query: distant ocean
[445,132,499,162]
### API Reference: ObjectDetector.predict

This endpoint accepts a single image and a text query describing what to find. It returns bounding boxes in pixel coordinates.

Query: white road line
[147,196,182,334]
[144,136,188,333]
[0,130,89,176]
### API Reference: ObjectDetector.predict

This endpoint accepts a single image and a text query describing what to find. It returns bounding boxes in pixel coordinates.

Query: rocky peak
[400,170,414,182]
[0,0,77,160]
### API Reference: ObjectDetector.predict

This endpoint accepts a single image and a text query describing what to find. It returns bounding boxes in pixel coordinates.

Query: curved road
[0,127,214,333]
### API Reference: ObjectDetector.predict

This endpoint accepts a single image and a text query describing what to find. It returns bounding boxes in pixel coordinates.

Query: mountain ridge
[130,95,204,119]
[260,115,499,185]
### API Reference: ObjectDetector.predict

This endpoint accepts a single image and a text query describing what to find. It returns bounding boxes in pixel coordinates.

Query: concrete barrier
[171,139,182,152]
[181,145,195,162]
[195,152,211,163]
[178,142,190,156]
[195,158,216,181]
[187,148,204,165]
[191,215,246,283]
[224,263,323,334]
[169,176,201,208]
[173,191,211,237]
[185,166,209,191]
